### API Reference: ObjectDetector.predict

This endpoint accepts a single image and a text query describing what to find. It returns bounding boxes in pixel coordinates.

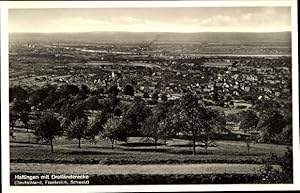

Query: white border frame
[1,1,299,192]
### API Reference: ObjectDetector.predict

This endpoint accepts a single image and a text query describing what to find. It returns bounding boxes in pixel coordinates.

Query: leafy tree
[254,99,281,112]
[20,113,30,132]
[102,118,127,150]
[174,93,224,155]
[258,110,287,143]
[61,84,80,96]
[28,84,57,109]
[143,92,150,98]
[9,111,19,131]
[98,95,120,114]
[66,117,89,148]
[10,99,31,131]
[86,111,108,143]
[122,98,151,136]
[43,91,60,109]
[108,96,120,111]
[10,99,31,113]
[152,102,178,145]
[9,86,28,102]
[240,111,259,141]
[239,110,259,154]
[161,93,168,102]
[97,87,105,95]
[61,99,87,122]
[34,112,63,153]
[151,91,159,104]
[84,96,100,111]
[114,108,122,117]
[174,93,204,154]
[142,102,175,149]
[108,85,119,96]
[199,109,225,154]
[80,84,91,95]
[142,115,160,149]
[213,91,220,102]
[123,85,135,96]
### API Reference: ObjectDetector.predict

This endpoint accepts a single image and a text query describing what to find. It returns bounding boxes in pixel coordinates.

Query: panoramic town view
[9,7,293,185]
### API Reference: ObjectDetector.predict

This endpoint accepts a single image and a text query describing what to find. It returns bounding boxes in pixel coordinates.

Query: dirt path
[10,163,281,175]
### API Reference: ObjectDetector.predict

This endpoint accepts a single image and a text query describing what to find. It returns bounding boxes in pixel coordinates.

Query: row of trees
[33,93,226,154]
[10,84,292,154]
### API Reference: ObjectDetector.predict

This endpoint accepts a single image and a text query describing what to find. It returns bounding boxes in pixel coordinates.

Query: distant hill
[9,31,291,45]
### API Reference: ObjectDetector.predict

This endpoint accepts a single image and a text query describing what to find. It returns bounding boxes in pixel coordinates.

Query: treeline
[10,83,292,154]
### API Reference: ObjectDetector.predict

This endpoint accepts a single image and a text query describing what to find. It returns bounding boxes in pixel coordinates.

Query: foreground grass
[10,131,287,165]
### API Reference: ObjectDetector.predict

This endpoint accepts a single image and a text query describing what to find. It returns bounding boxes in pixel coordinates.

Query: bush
[255,145,293,183]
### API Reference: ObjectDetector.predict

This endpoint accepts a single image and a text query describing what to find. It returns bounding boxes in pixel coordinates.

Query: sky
[9,7,291,33]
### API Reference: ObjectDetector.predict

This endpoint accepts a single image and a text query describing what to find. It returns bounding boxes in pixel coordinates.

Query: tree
[114,108,122,117]
[66,117,89,148]
[9,111,19,131]
[239,110,259,154]
[108,85,119,96]
[123,85,134,96]
[80,84,91,95]
[152,102,178,145]
[151,91,159,104]
[258,110,287,143]
[143,92,150,98]
[174,93,204,154]
[102,118,127,150]
[34,112,63,153]
[142,115,160,149]
[86,111,108,143]
[199,109,225,154]
[61,98,87,122]
[20,113,30,132]
[161,93,168,102]
[61,84,80,96]
[174,93,224,155]
[122,98,151,136]
[254,99,281,112]
[99,95,120,114]
[28,84,57,109]
[84,96,100,111]
[10,99,31,131]
[240,110,259,131]
[10,86,28,102]
[244,135,253,155]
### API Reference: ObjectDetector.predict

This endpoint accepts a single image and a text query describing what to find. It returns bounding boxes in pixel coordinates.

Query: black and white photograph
[1,0,299,192]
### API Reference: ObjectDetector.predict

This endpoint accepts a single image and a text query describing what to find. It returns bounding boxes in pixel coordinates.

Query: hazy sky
[9,7,291,33]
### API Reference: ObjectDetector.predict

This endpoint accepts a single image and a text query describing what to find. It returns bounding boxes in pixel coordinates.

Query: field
[10,128,287,185]
[10,129,287,166]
